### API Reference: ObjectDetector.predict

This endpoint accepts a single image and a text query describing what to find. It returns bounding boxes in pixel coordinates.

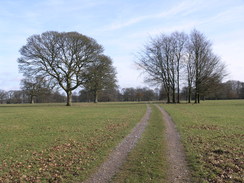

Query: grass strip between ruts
[112,104,167,183]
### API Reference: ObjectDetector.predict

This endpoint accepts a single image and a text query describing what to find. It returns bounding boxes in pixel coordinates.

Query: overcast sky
[0,0,244,91]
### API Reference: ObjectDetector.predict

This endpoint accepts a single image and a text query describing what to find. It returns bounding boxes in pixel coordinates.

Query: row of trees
[79,87,158,102]
[18,31,117,106]
[2,80,243,104]
[0,89,65,104]
[9,29,241,105]
[0,87,156,104]
[137,29,226,103]
[205,80,244,100]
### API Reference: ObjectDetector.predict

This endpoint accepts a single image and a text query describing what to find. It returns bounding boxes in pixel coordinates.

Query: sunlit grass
[2,101,242,182]
[0,102,146,182]
[161,100,244,183]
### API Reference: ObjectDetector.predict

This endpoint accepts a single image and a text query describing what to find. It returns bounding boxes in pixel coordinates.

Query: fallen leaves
[190,124,221,131]
[203,145,244,183]
[0,122,129,182]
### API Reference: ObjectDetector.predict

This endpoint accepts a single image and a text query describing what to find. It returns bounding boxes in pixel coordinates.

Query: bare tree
[21,76,52,104]
[188,29,226,103]
[185,45,195,103]
[0,90,7,104]
[122,88,136,101]
[137,29,226,103]
[18,31,103,106]
[137,34,174,103]
[83,55,117,103]
[171,32,188,103]
[121,87,156,101]
[137,33,187,103]
[5,90,24,104]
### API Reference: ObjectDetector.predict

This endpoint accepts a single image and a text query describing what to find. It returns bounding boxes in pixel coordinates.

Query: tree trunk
[195,80,198,103]
[30,95,34,104]
[172,70,176,103]
[94,90,98,103]
[177,84,180,103]
[177,62,180,103]
[167,92,170,103]
[188,87,191,103]
[172,88,175,103]
[66,90,72,106]
[166,85,170,103]
[195,92,198,103]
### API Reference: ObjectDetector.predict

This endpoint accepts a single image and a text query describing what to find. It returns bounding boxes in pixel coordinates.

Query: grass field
[112,104,167,182]
[1,101,243,183]
[0,102,146,182]
[161,100,244,183]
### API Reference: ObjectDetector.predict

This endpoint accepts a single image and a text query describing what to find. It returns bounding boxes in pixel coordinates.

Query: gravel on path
[156,104,190,183]
[83,104,151,183]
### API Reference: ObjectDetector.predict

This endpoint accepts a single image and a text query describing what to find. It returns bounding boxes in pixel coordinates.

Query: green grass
[1,101,243,182]
[161,100,244,183]
[112,104,167,183]
[0,102,146,182]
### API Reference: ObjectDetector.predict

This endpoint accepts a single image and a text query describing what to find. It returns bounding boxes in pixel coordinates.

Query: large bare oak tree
[18,31,103,106]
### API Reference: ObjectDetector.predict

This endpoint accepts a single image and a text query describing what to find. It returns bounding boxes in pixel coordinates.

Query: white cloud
[102,0,208,31]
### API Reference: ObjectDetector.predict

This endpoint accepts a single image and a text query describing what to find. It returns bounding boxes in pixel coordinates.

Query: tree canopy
[137,29,226,103]
[21,76,52,104]
[18,31,109,106]
[83,55,117,103]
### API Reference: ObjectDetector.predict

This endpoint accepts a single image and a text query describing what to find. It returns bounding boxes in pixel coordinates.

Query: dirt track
[156,104,190,183]
[83,104,190,183]
[83,105,151,183]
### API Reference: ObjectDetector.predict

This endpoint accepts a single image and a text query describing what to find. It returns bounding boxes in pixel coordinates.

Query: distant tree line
[1,80,243,104]
[0,87,156,104]
[203,80,244,100]
[0,89,65,104]
[79,87,158,102]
